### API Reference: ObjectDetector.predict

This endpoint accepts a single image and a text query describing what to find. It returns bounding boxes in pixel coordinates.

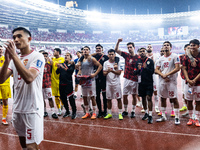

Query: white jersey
[156,52,180,84]
[103,60,121,86]
[8,50,45,115]
[147,53,159,69]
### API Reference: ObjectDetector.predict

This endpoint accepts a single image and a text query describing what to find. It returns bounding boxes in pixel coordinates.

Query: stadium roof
[0,0,200,31]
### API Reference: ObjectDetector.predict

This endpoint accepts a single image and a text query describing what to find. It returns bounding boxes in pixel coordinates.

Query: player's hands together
[187,79,195,86]
[4,40,17,58]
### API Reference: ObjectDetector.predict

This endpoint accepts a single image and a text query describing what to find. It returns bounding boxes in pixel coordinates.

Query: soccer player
[74,50,82,99]
[103,49,123,120]
[79,46,102,120]
[146,44,160,113]
[115,38,140,118]
[0,45,11,125]
[155,41,180,125]
[179,44,190,113]
[134,48,154,123]
[42,52,58,119]
[51,48,65,115]
[182,39,200,127]
[0,27,45,149]
[56,53,77,119]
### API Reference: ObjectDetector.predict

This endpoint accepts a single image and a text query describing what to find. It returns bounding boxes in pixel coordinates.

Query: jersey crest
[23,59,28,66]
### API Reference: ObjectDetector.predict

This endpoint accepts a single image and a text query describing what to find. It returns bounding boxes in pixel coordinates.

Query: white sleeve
[103,61,107,71]
[30,53,45,72]
[156,57,161,67]
[174,54,180,64]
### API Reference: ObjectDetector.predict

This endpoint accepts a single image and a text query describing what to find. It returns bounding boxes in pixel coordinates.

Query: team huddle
[0,27,200,150]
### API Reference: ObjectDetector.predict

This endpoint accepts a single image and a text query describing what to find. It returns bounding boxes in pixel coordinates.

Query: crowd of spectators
[0,27,200,43]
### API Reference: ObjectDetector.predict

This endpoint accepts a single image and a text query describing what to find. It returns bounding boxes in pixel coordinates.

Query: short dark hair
[108,49,115,54]
[42,52,48,56]
[81,47,84,51]
[76,51,81,55]
[127,42,135,47]
[0,45,2,48]
[54,48,61,54]
[184,44,190,49]
[66,52,72,58]
[95,44,103,49]
[138,47,146,52]
[163,41,172,47]
[189,39,200,45]
[12,27,31,37]
[84,46,90,50]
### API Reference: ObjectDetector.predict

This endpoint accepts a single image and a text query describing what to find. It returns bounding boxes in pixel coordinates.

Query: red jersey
[121,52,140,81]
[43,63,51,88]
[183,53,200,86]
[179,54,185,80]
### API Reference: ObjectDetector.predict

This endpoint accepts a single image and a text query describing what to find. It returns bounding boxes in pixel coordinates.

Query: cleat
[142,113,149,120]
[71,113,77,119]
[148,116,153,124]
[179,106,187,112]
[156,116,167,122]
[52,113,58,119]
[63,111,70,118]
[195,120,200,127]
[44,112,48,117]
[171,110,175,117]
[141,109,145,113]
[82,113,91,119]
[122,111,128,117]
[97,113,102,118]
[119,114,123,120]
[131,111,135,118]
[158,111,162,116]
[2,119,8,125]
[175,118,180,125]
[104,114,112,119]
[81,104,86,114]
[187,119,194,126]
[91,113,97,120]
[182,112,189,117]
[57,109,62,116]
[155,107,160,113]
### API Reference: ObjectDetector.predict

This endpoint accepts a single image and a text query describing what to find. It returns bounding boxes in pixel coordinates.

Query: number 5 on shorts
[27,129,32,140]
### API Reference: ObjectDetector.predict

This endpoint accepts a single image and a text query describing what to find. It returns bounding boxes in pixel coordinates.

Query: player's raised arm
[114,38,123,55]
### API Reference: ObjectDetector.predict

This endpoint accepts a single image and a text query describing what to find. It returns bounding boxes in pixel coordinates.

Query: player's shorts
[0,85,11,99]
[138,83,153,97]
[181,78,186,94]
[81,79,96,97]
[51,80,60,96]
[12,113,43,145]
[42,88,52,99]
[123,78,138,95]
[106,84,122,99]
[75,77,79,85]
[184,84,200,101]
[153,74,158,92]
[158,82,177,99]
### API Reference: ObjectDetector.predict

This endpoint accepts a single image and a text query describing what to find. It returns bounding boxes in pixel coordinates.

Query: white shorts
[106,84,122,99]
[42,88,52,99]
[12,113,43,145]
[153,74,158,91]
[158,82,177,99]
[81,80,96,97]
[123,78,138,95]
[184,84,200,101]
[181,78,186,94]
